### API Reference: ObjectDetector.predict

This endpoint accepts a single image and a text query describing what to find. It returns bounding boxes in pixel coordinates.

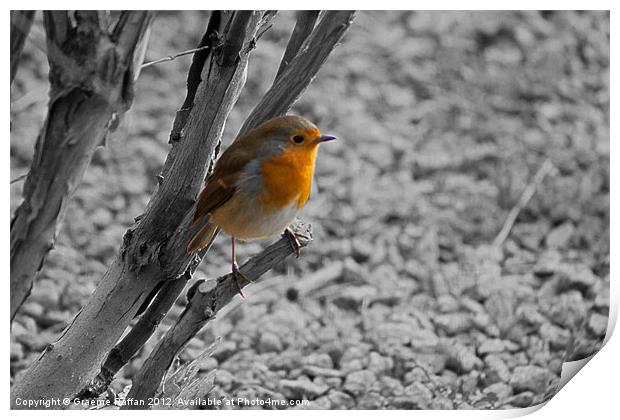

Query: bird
[186,115,336,294]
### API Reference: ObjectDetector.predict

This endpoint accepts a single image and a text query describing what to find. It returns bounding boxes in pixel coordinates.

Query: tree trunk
[10,10,35,85]
[10,11,153,322]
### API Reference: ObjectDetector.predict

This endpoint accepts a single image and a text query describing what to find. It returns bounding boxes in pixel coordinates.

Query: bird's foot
[232,262,253,298]
[283,227,308,258]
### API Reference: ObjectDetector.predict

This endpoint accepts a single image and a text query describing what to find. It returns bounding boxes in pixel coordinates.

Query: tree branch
[10,11,154,322]
[10,10,36,85]
[239,10,355,135]
[274,10,319,81]
[124,222,312,407]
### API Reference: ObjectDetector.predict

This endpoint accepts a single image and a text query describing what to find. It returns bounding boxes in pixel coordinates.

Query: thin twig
[10,174,28,185]
[140,45,213,69]
[492,158,555,248]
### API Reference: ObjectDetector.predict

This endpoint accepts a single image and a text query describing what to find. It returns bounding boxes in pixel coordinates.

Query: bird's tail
[186,221,219,254]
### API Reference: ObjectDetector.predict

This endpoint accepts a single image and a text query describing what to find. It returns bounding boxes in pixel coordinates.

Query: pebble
[545,222,575,249]
[483,382,513,405]
[302,352,333,368]
[279,379,329,399]
[326,390,355,409]
[510,365,555,394]
[377,375,404,397]
[556,263,598,292]
[434,313,474,335]
[211,340,238,363]
[215,369,234,391]
[440,339,482,373]
[478,339,508,355]
[302,366,344,378]
[505,391,535,408]
[587,313,608,336]
[483,354,511,385]
[540,323,571,350]
[257,331,283,353]
[29,279,61,308]
[343,370,377,397]
[366,351,394,374]
[437,294,460,312]
[10,342,24,361]
[401,382,433,409]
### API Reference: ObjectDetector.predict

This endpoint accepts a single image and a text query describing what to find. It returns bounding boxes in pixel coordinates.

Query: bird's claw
[284,228,304,258]
[232,262,252,298]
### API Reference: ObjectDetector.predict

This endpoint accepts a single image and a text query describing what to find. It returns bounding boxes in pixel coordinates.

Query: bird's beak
[315,135,337,144]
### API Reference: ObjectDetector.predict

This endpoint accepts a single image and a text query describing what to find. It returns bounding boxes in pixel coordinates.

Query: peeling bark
[10,11,153,322]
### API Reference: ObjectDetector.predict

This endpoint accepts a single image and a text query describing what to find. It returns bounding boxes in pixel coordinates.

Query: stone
[366,351,394,374]
[587,313,608,336]
[215,369,234,391]
[257,331,283,353]
[212,341,237,363]
[400,382,433,409]
[437,294,459,312]
[540,323,571,350]
[505,391,535,408]
[377,375,404,397]
[302,353,333,368]
[483,382,513,405]
[301,366,344,378]
[545,222,575,249]
[10,341,24,361]
[478,339,507,355]
[266,350,302,371]
[91,207,113,228]
[327,390,355,409]
[343,370,377,397]
[358,391,386,409]
[29,279,61,308]
[556,263,598,292]
[483,354,511,385]
[279,379,328,399]
[440,340,482,373]
[409,329,440,350]
[510,365,555,394]
[434,313,474,335]
[430,397,454,409]
[303,396,331,410]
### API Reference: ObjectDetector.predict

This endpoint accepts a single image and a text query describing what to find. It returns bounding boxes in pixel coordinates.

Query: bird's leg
[283,227,307,258]
[231,236,252,297]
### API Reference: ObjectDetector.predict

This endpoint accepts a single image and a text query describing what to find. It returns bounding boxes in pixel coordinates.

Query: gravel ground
[10,11,609,409]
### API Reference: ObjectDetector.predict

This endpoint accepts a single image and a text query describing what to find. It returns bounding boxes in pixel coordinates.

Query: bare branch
[220,11,253,66]
[10,174,28,185]
[239,10,355,135]
[275,10,319,80]
[124,222,312,406]
[10,11,154,323]
[492,158,555,248]
[140,45,212,69]
[10,10,36,85]
[42,11,70,46]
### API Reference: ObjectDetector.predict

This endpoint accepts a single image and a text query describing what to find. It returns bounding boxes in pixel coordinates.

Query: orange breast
[259,144,318,211]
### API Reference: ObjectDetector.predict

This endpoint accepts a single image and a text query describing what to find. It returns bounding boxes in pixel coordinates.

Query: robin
[186,115,336,294]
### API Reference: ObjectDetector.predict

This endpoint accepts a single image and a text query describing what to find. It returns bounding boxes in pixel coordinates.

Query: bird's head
[254,115,336,157]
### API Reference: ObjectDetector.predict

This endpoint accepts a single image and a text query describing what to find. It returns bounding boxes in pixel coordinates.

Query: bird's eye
[292,135,304,144]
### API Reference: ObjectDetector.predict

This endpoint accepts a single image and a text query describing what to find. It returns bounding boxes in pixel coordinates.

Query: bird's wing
[190,135,260,227]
